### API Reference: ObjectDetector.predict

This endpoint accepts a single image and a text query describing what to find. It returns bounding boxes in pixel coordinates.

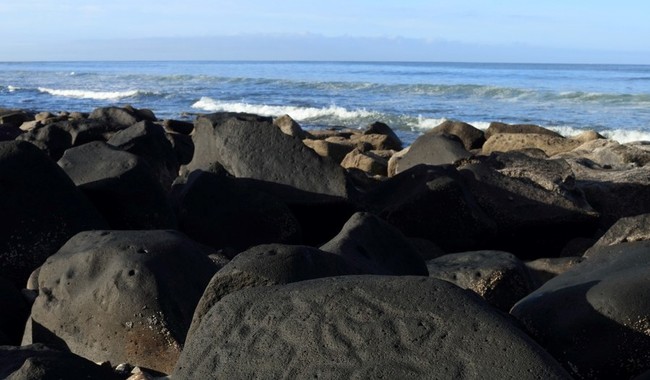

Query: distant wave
[191,97,377,122]
[38,87,145,100]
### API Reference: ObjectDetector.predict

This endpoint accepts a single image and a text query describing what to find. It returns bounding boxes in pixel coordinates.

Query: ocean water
[1,61,650,145]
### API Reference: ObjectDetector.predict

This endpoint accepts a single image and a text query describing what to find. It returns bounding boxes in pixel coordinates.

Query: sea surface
[1,61,650,144]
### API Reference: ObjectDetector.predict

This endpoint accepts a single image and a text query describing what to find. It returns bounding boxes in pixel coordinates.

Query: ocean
[1,61,649,145]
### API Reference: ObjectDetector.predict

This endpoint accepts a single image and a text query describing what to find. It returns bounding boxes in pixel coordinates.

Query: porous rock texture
[174,276,571,379]
[426,250,534,312]
[22,230,217,375]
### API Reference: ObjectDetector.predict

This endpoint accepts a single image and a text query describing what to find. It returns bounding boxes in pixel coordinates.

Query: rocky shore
[2,106,650,379]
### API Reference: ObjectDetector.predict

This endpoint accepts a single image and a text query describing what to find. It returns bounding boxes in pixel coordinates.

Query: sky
[1,1,649,63]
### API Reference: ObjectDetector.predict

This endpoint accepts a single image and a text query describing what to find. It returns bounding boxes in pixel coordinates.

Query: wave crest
[38,87,143,100]
[191,97,376,122]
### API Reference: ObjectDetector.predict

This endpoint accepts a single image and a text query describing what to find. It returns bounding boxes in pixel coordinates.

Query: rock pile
[1,107,650,378]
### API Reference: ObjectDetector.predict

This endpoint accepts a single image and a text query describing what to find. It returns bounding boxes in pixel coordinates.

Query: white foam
[409,116,492,131]
[38,87,140,100]
[600,129,650,143]
[7,85,18,92]
[191,97,375,122]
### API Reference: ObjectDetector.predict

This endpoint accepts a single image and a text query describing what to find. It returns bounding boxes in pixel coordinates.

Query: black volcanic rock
[108,120,180,190]
[427,250,534,311]
[173,169,302,253]
[58,141,177,230]
[363,164,497,253]
[186,112,352,200]
[320,212,428,276]
[511,241,650,379]
[175,276,571,379]
[0,344,121,380]
[0,140,107,287]
[186,244,358,342]
[23,230,217,375]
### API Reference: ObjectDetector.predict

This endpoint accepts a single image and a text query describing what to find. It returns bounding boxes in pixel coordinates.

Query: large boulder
[174,276,571,379]
[456,154,599,258]
[0,344,120,380]
[565,161,650,228]
[340,149,388,176]
[88,105,153,129]
[426,250,534,311]
[428,120,485,150]
[511,241,650,379]
[16,123,73,160]
[58,141,177,230]
[556,139,650,169]
[485,122,562,140]
[273,114,309,139]
[186,244,358,342]
[392,133,471,175]
[23,230,217,375]
[363,164,497,253]
[0,109,33,128]
[186,112,352,200]
[483,133,583,156]
[108,120,180,190]
[173,169,302,254]
[0,141,107,287]
[362,121,403,150]
[320,212,428,276]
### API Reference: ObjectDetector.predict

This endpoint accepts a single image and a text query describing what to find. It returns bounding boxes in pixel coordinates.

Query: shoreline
[2,105,650,378]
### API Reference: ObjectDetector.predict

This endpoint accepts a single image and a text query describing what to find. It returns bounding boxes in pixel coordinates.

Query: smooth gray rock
[186,112,352,200]
[174,276,571,379]
[511,241,650,379]
[22,230,217,374]
[58,141,177,230]
[0,141,107,287]
[186,244,358,342]
[427,250,534,311]
[0,344,120,380]
[393,133,471,174]
[428,120,485,150]
[320,212,428,276]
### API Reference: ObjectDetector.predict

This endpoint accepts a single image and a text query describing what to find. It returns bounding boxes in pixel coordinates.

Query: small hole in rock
[128,270,136,276]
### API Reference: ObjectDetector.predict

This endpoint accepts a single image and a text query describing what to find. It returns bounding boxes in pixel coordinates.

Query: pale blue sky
[1,1,649,63]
